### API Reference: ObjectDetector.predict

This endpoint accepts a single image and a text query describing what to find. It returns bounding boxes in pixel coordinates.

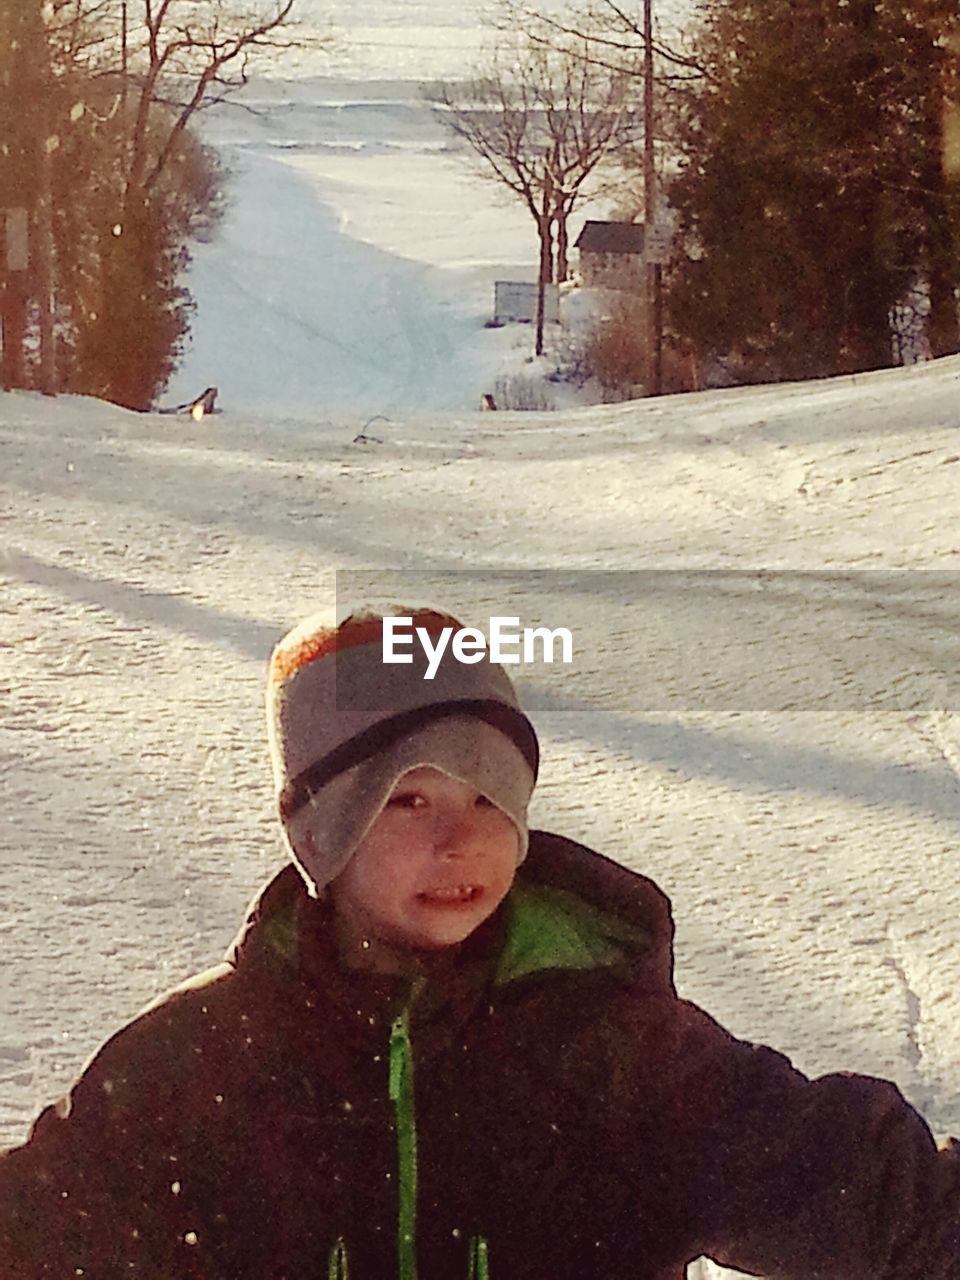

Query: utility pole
[643,0,663,396]
[36,133,58,396]
[1,2,38,390]
[33,0,57,394]
[2,211,29,390]
[121,0,128,112]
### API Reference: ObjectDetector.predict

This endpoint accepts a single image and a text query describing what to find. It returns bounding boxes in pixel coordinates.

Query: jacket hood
[227,830,675,999]
[496,831,676,996]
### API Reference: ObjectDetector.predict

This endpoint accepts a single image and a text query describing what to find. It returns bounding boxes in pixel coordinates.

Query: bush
[492,372,555,411]
[580,295,648,402]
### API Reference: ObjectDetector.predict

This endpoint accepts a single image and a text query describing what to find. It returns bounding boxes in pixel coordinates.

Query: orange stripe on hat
[269,610,464,687]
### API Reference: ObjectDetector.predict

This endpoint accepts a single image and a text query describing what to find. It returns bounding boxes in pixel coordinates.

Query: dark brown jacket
[1,832,958,1279]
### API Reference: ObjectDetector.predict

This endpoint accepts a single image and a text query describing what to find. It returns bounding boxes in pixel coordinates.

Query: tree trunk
[1,271,28,389]
[555,194,570,283]
[928,249,959,359]
[36,140,57,395]
[839,249,894,373]
[836,0,893,373]
[536,213,549,357]
[536,172,553,357]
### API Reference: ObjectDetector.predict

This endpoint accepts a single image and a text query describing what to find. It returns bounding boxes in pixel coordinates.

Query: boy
[1,607,957,1279]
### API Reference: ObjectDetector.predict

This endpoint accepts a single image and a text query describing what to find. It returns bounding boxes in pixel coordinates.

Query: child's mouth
[417,885,481,906]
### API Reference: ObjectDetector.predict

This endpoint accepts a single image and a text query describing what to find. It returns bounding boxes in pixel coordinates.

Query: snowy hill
[3,359,960,1172]
[3,11,960,1276]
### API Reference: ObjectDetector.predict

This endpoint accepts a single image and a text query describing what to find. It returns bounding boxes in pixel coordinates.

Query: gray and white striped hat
[266,609,539,894]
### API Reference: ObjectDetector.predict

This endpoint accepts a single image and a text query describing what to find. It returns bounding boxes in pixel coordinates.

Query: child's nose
[432,804,480,857]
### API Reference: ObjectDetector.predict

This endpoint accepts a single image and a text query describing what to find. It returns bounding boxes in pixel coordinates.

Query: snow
[4,369,960,1280]
[163,72,600,419]
[2,9,960,1278]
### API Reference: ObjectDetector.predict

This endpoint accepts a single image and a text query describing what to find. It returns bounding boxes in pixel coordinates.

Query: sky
[2,6,959,1279]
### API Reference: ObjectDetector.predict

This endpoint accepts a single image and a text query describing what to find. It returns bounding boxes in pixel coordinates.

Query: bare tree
[492,0,709,217]
[110,1,297,202]
[46,1,309,203]
[2,1,316,402]
[493,0,705,86]
[47,2,117,71]
[536,42,635,279]
[431,38,634,352]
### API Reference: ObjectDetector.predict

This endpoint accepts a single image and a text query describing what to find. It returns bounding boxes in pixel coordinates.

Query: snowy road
[166,145,475,417]
[163,82,546,418]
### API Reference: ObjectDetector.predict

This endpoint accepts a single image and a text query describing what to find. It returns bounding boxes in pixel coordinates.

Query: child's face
[329,765,520,971]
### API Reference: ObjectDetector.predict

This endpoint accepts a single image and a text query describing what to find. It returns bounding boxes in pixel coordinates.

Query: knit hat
[266,608,540,894]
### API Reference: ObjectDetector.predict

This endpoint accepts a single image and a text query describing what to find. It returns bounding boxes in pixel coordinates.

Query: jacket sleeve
[671,1000,960,1280]
[0,988,233,1278]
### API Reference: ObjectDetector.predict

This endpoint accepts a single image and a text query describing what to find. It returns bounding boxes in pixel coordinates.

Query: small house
[574,221,646,288]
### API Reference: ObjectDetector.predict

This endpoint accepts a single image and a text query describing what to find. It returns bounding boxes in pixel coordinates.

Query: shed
[574,221,646,288]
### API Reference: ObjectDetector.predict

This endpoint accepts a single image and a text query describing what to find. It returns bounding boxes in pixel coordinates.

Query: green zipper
[467,1234,490,1280]
[389,1009,418,1280]
[327,1237,349,1280]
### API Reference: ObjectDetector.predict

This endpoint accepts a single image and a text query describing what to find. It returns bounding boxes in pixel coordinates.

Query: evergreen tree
[0,1,48,387]
[667,0,960,382]
[64,118,220,409]
[3,0,293,408]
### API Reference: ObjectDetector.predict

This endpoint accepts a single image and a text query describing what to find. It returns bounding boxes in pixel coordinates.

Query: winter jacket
[1,831,958,1279]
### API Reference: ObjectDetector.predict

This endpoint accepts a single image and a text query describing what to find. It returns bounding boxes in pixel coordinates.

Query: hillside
[3,359,959,1175]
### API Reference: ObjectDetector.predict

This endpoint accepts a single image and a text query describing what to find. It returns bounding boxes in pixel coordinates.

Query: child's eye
[474,794,493,808]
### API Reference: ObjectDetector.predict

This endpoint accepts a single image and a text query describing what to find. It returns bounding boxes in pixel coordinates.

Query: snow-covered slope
[2,14,959,1278]
[164,76,570,418]
[3,359,960,1169]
